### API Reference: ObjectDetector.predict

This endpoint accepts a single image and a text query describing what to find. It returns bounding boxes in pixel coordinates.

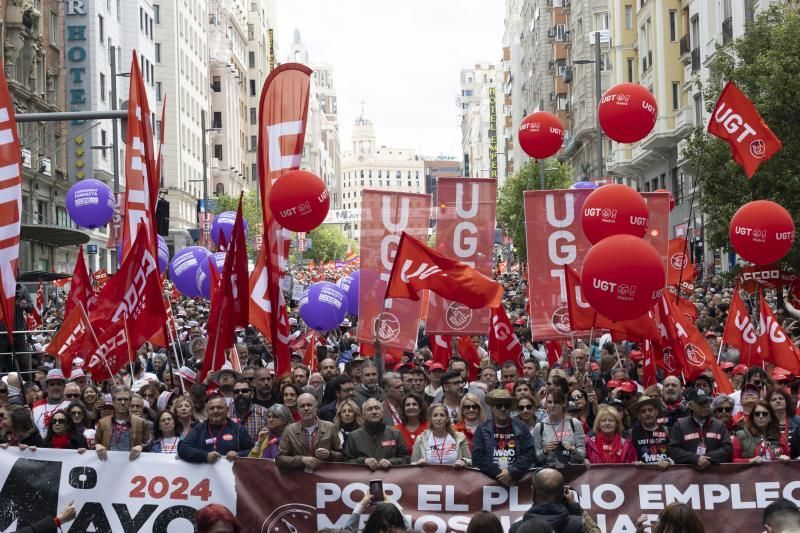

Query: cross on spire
[358,98,367,117]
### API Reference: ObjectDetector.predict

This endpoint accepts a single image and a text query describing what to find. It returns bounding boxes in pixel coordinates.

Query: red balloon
[518,111,564,159]
[581,235,666,321]
[581,184,649,244]
[598,83,658,144]
[655,189,675,211]
[269,170,331,232]
[729,200,794,265]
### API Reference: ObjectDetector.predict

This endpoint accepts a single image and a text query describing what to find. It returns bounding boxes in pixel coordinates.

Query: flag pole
[124,319,136,384]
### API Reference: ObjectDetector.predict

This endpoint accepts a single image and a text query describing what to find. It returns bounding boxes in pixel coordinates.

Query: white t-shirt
[424,432,458,465]
[32,400,71,437]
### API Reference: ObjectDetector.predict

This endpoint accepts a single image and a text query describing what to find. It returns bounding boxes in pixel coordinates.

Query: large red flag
[121,53,158,262]
[722,289,764,367]
[45,303,97,371]
[708,81,782,178]
[85,320,132,382]
[64,246,95,319]
[489,305,523,373]
[667,238,696,292]
[758,294,800,374]
[384,232,503,309]
[250,63,311,378]
[200,200,250,382]
[0,65,22,343]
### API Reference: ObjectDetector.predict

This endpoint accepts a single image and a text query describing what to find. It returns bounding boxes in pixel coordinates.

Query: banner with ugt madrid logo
[356,190,431,352]
[524,189,669,340]
[427,178,497,335]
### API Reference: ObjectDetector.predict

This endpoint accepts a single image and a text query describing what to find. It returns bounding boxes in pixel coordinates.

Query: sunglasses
[752,380,764,387]
[462,404,479,411]
[715,407,732,413]
[233,389,252,395]
[65,394,81,399]
[494,404,511,411]
[518,404,534,411]
[753,411,771,418]
[51,419,67,425]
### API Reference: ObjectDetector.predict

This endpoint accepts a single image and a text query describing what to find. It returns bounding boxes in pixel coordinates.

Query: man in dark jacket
[178,395,254,463]
[344,398,409,470]
[510,468,600,533]
[472,389,536,486]
[668,388,732,469]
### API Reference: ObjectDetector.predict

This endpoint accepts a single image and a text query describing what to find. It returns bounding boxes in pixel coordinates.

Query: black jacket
[668,415,732,465]
[177,418,254,463]
[509,502,583,533]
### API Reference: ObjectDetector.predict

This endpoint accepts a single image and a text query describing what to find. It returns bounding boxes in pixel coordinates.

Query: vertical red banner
[356,190,431,352]
[524,189,669,340]
[427,178,496,335]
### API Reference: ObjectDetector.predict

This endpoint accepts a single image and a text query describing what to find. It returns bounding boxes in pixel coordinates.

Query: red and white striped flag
[0,66,22,340]
[121,53,158,261]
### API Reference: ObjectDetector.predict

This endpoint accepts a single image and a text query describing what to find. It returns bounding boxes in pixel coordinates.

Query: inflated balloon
[66,179,116,229]
[169,246,212,298]
[195,252,226,299]
[157,236,170,273]
[729,200,795,265]
[598,83,658,143]
[211,212,249,247]
[581,184,649,244]
[581,235,666,321]
[570,181,598,190]
[269,170,331,232]
[337,270,360,316]
[518,111,564,159]
[299,281,348,332]
[655,189,675,211]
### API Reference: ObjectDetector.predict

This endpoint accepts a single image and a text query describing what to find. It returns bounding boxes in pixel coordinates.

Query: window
[600,52,612,71]
[214,144,223,160]
[140,8,143,30]
[99,73,106,101]
[154,4,160,24]
[100,130,108,158]
[248,24,254,40]
[693,93,703,126]
[669,11,678,41]
[250,79,256,96]
[250,135,256,151]
[594,12,609,31]
[249,107,256,125]
[627,58,634,82]
[672,82,680,110]
[156,81,162,102]
[555,24,566,41]
[99,15,104,43]
[249,51,255,69]
[212,111,222,129]
[212,76,221,92]
[625,5,633,30]
[49,10,58,45]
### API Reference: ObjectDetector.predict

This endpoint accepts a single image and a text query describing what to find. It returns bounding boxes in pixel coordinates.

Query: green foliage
[304,225,354,264]
[212,191,263,259]
[496,159,573,258]
[683,4,800,270]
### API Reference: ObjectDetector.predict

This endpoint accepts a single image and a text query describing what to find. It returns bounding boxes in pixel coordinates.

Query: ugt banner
[356,190,431,352]
[427,178,497,335]
[0,449,235,532]
[524,189,669,340]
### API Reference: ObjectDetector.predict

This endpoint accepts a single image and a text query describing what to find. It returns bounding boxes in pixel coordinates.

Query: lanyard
[207,422,228,451]
[432,433,448,464]
[550,418,566,444]
[387,401,402,425]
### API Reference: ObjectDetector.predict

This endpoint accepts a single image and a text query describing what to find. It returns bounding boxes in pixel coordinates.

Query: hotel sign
[488,87,498,179]
[65,0,94,182]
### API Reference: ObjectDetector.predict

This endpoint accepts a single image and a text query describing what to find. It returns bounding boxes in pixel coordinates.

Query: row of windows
[344,170,421,180]
[344,179,419,189]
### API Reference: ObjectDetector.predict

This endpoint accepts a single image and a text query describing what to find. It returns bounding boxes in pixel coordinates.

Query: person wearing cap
[344,398,409,470]
[94,385,150,462]
[472,389,536,486]
[276,393,343,471]
[690,374,715,397]
[423,362,445,405]
[214,366,240,402]
[32,369,72,437]
[69,369,89,391]
[178,394,254,463]
[629,395,672,468]
[668,388,732,468]
[730,363,748,390]
[657,376,689,430]
[730,367,769,415]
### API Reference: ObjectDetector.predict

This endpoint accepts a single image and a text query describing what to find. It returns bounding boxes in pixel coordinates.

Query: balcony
[679,35,691,64]
[722,17,733,44]
[691,47,700,73]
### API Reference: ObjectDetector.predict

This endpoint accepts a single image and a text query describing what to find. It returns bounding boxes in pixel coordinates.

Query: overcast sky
[275,1,505,158]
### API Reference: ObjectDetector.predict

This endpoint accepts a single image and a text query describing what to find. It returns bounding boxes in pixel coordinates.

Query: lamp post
[192,113,221,230]
[110,45,130,195]
[573,31,604,180]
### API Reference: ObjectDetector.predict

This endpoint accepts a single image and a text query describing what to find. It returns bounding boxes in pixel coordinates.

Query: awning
[18,271,72,282]
[20,224,91,247]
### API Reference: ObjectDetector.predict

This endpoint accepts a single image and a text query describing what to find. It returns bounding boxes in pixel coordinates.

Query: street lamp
[573,31,604,180]
[197,112,222,228]
[110,45,130,195]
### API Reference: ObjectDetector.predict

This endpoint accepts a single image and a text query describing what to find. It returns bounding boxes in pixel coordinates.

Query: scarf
[50,433,72,449]
[599,433,622,463]
[364,420,386,435]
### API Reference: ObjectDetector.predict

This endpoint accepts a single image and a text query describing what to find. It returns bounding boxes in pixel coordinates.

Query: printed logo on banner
[670,252,688,270]
[446,302,472,330]
[750,139,766,158]
[551,307,571,335]
[373,312,400,342]
[263,504,316,532]
[663,347,676,372]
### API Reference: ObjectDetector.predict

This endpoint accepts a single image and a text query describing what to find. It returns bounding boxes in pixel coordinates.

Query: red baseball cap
[719,361,735,371]
[425,361,446,372]
[629,350,644,362]
[608,379,638,394]
[732,364,748,376]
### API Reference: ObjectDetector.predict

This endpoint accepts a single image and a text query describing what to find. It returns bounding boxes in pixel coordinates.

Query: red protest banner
[427,178,496,335]
[356,190,431,352]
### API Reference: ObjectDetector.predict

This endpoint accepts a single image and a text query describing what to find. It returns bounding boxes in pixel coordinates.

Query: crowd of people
[2,268,800,532]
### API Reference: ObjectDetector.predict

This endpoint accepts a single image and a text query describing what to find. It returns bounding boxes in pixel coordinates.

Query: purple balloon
[299,281,348,332]
[195,252,226,299]
[211,211,249,247]
[169,246,211,298]
[336,270,360,316]
[157,236,170,273]
[570,181,598,190]
[66,179,115,229]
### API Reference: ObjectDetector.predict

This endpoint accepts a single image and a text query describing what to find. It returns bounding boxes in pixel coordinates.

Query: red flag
[296,330,321,372]
[456,336,481,382]
[65,246,95,319]
[250,63,312,378]
[758,294,800,374]
[667,238,696,292]
[641,339,658,388]
[148,291,174,349]
[248,247,272,344]
[384,232,503,309]
[91,228,167,352]
[707,81,782,178]
[45,302,98,371]
[544,341,561,368]
[121,53,158,262]
[430,334,451,367]
[27,282,44,329]
[200,200,250,382]
[489,306,523,372]
[85,320,132,382]
[722,289,764,366]
[0,65,22,342]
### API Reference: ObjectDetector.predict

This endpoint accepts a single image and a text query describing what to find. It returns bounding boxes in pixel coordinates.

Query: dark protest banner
[524,189,669,340]
[427,178,497,335]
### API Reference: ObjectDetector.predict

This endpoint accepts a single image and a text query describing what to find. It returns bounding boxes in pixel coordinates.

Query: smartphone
[369,479,384,503]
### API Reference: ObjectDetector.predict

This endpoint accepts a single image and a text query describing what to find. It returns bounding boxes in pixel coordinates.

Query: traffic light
[156,199,170,237]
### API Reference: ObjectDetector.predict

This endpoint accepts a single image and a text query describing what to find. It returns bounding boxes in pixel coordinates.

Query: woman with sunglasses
[513,393,539,435]
[732,400,790,463]
[395,393,428,451]
[0,405,44,449]
[43,411,87,451]
[568,387,596,434]
[411,404,471,467]
[710,395,736,432]
[250,404,292,459]
[454,393,485,450]
[66,401,96,448]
